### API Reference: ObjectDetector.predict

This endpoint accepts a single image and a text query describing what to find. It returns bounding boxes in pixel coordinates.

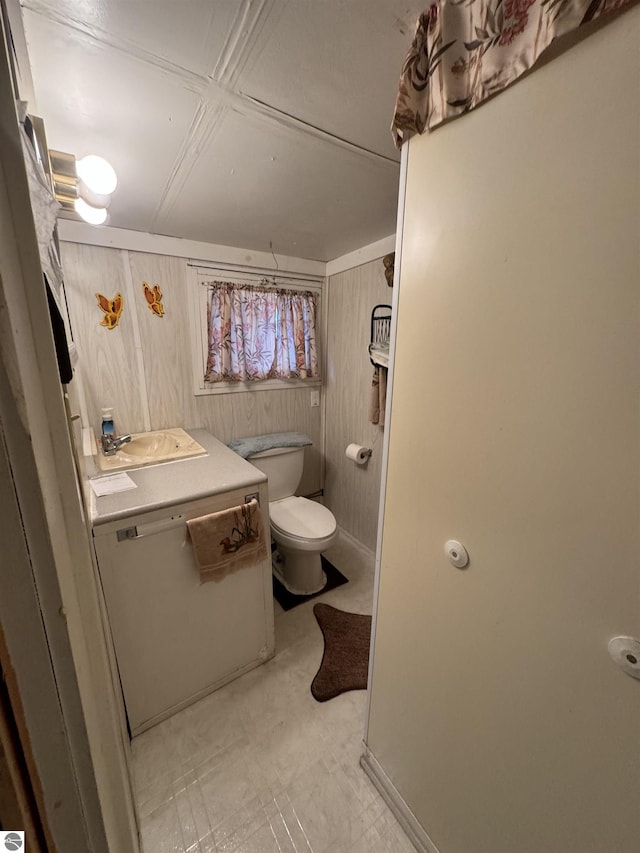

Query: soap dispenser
[101,407,115,437]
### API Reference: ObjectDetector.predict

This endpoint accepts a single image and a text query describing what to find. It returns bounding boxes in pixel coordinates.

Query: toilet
[247,441,337,595]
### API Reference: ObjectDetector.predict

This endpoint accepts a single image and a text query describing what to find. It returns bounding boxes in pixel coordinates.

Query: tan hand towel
[186,499,268,583]
[369,365,387,426]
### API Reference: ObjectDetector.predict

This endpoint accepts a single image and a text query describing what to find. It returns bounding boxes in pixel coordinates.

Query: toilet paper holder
[345,444,373,465]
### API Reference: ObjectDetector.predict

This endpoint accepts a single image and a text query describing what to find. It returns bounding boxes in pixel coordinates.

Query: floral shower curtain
[205,281,319,382]
[392,0,634,145]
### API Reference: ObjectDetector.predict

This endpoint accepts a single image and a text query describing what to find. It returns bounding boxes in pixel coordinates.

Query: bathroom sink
[96,428,207,472]
[123,432,182,458]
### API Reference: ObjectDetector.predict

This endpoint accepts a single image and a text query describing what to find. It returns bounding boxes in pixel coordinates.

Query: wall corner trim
[57,220,326,277]
[360,746,440,853]
[57,220,395,279]
[326,234,396,277]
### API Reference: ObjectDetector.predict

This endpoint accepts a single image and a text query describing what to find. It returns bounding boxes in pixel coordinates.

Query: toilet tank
[248,446,304,502]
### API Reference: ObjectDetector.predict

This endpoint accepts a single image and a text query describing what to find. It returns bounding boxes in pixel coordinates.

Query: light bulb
[76,155,117,195]
[74,197,108,225]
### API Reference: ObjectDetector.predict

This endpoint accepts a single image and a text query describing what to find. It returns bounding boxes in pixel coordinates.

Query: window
[189,268,322,395]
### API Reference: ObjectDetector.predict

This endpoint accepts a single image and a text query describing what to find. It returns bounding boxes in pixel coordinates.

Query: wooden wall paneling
[127,252,193,430]
[62,242,322,493]
[324,258,391,550]
[119,251,151,432]
[195,388,322,496]
[61,243,148,436]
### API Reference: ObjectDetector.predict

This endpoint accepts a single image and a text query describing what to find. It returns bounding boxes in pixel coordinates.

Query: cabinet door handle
[116,526,137,541]
[115,515,186,541]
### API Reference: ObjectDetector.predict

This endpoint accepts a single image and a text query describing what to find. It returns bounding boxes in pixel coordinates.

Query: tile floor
[132,534,414,853]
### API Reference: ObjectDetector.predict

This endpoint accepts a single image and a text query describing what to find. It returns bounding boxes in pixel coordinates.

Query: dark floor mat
[311,603,372,701]
[272,555,348,611]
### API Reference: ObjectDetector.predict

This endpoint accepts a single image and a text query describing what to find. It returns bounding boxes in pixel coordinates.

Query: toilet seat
[269,496,336,542]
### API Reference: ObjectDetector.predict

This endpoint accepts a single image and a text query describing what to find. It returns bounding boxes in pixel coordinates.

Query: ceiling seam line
[21,1,208,92]
[239,94,400,167]
[149,101,226,233]
[23,1,399,167]
[214,0,282,92]
[211,0,263,86]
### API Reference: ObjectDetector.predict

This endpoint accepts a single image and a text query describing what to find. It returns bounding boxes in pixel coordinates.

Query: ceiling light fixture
[49,149,117,225]
[76,155,117,195]
[74,197,108,225]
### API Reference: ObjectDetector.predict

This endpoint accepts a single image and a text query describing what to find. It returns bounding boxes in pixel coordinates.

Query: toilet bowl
[269,495,337,594]
[247,439,338,595]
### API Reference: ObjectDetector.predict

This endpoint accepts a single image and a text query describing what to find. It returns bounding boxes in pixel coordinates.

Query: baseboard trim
[360,747,440,853]
[336,525,376,563]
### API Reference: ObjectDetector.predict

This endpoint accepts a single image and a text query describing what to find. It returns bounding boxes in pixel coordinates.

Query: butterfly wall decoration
[96,292,123,329]
[142,282,164,317]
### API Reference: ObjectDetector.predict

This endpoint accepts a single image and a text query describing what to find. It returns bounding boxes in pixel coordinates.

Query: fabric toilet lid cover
[270,497,336,540]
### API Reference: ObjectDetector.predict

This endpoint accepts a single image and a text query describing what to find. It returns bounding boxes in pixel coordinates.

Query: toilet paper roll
[345,443,370,465]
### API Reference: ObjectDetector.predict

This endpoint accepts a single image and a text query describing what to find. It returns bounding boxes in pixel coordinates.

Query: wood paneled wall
[61,242,321,494]
[324,257,392,551]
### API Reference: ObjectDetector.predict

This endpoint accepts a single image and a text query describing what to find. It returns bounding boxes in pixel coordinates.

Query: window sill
[194,377,322,396]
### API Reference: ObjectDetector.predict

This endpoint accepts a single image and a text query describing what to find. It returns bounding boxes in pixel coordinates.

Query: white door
[366,10,640,853]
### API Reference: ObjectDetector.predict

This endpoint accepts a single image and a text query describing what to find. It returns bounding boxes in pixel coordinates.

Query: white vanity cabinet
[93,478,274,736]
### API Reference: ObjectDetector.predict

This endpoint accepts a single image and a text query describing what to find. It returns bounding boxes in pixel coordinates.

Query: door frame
[0,5,138,850]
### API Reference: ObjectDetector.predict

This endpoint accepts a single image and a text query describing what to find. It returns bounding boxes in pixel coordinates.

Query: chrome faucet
[101,433,132,456]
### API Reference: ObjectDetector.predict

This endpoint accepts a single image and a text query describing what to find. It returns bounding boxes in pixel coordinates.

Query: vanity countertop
[89,429,266,527]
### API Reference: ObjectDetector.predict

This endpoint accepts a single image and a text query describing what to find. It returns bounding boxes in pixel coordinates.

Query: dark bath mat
[311,603,372,702]
[272,555,348,611]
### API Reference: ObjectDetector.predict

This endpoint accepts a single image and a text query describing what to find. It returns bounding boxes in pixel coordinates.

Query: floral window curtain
[205,281,319,383]
[392,0,634,146]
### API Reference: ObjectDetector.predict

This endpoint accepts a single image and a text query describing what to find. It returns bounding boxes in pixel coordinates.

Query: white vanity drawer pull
[116,514,186,540]
[116,526,137,541]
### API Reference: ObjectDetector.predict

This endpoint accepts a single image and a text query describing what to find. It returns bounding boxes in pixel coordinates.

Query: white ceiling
[21,1,423,262]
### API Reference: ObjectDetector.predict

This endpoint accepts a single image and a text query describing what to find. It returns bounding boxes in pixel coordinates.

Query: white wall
[62,234,397,522]
[61,242,323,495]
[324,257,392,551]
[366,9,640,853]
